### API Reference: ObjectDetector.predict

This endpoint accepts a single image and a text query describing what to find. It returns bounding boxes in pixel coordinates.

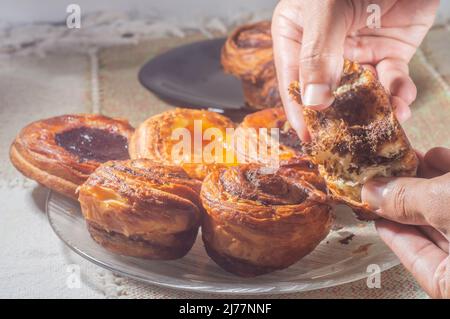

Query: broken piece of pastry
[221,21,282,109]
[289,60,418,220]
[129,108,236,180]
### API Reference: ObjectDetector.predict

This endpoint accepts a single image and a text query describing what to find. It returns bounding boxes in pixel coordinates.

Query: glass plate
[47,190,399,294]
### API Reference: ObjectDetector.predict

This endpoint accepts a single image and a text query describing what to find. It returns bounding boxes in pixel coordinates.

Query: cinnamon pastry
[10,114,134,199]
[221,21,282,109]
[289,60,418,220]
[237,107,303,164]
[201,162,333,277]
[129,108,236,180]
[78,159,202,259]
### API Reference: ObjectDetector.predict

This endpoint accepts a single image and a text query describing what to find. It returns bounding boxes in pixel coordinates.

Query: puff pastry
[201,162,333,277]
[129,108,236,180]
[78,159,202,259]
[221,21,282,109]
[289,60,418,220]
[237,107,303,164]
[10,114,134,199]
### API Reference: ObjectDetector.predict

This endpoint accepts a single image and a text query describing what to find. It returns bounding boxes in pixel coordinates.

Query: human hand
[362,147,450,298]
[272,0,439,141]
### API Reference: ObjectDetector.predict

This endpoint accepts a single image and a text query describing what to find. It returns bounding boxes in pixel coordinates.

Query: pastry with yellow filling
[237,107,304,164]
[129,108,236,180]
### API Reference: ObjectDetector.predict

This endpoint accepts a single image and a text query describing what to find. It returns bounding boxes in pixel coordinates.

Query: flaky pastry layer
[201,163,333,276]
[78,159,202,259]
[10,114,134,199]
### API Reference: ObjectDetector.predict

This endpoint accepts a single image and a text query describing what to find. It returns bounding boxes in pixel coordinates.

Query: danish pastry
[201,162,333,277]
[129,108,236,180]
[78,159,202,259]
[237,107,303,164]
[221,21,282,109]
[10,114,134,199]
[289,60,418,219]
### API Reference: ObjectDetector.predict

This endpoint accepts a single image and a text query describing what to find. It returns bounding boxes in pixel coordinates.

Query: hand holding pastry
[362,147,450,298]
[272,0,439,140]
[289,60,418,220]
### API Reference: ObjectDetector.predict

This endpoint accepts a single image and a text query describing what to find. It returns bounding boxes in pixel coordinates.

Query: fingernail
[302,84,334,108]
[361,179,390,210]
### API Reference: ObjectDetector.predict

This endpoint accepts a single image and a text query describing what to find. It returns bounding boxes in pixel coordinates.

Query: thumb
[361,175,450,229]
[299,1,348,110]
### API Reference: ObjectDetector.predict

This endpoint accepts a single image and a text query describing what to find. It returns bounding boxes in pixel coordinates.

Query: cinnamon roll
[10,114,134,199]
[129,108,236,180]
[201,162,333,277]
[289,60,418,220]
[78,159,202,259]
[221,21,282,109]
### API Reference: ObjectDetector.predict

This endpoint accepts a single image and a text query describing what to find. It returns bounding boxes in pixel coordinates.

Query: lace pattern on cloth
[0,11,271,58]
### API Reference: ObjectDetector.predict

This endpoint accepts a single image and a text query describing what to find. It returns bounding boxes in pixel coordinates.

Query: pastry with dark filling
[129,108,236,180]
[221,21,282,109]
[201,162,333,277]
[10,114,134,199]
[78,159,202,259]
[289,60,418,220]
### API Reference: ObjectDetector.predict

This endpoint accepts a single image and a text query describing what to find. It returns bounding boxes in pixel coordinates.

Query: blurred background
[2,0,449,25]
[2,0,277,25]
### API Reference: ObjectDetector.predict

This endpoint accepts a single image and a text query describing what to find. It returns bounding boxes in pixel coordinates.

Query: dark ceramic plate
[138,38,254,121]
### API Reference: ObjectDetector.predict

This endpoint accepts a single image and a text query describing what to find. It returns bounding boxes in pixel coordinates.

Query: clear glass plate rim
[46,190,400,295]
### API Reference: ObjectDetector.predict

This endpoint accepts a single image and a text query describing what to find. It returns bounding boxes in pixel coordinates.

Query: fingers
[361,64,377,76]
[376,219,449,299]
[345,35,416,66]
[359,63,412,122]
[299,1,348,109]
[376,59,417,104]
[283,102,310,142]
[424,147,450,173]
[362,177,429,224]
[362,174,450,234]
[376,58,416,122]
[390,96,412,123]
[416,150,443,179]
[272,1,310,141]
[418,226,449,253]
